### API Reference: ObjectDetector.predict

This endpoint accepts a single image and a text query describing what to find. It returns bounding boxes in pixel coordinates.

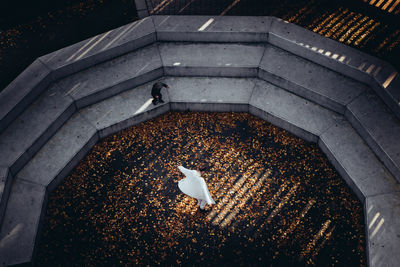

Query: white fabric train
[177,166,216,205]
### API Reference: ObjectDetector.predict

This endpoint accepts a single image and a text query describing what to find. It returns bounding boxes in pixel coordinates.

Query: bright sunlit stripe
[300,220,332,259]
[198,18,215,31]
[102,20,144,51]
[266,183,299,224]
[382,0,394,10]
[135,98,154,114]
[75,30,113,61]
[66,35,99,62]
[383,71,397,88]
[369,212,380,229]
[371,218,385,238]
[388,0,400,12]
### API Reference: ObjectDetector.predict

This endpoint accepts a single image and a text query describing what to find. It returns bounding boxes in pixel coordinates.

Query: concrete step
[0,60,53,134]
[154,15,270,42]
[0,16,156,136]
[318,119,400,266]
[0,180,46,266]
[259,45,368,114]
[269,17,400,120]
[249,79,343,143]
[0,88,75,176]
[319,119,399,201]
[159,43,265,77]
[80,79,170,139]
[166,76,256,112]
[16,112,98,193]
[347,90,400,183]
[0,167,12,227]
[52,44,163,109]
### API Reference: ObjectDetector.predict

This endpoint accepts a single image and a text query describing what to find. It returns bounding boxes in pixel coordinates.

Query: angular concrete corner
[318,119,399,202]
[16,112,98,193]
[346,90,400,183]
[0,60,53,134]
[249,79,342,143]
[258,45,367,114]
[0,86,75,176]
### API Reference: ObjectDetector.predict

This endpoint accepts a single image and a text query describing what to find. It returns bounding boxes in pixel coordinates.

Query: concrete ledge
[258,45,367,114]
[0,180,46,266]
[371,68,400,120]
[16,113,98,192]
[54,44,163,109]
[159,43,264,77]
[347,91,400,183]
[249,79,342,143]
[319,119,399,202]
[0,60,53,134]
[0,87,76,176]
[268,17,400,120]
[0,167,12,228]
[80,80,171,139]
[366,192,400,267]
[154,16,271,42]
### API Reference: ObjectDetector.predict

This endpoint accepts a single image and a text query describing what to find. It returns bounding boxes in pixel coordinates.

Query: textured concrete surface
[269,18,380,83]
[154,15,270,42]
[0,60,53,134]
[259,45,367,114]
[167,77,255,112]
[81,80,170,139]
[40,17,156,78]
[347,90,400,183]
[54,44,163,108]
[372,67,400,120]
[269,17,400,120]
[16,112,98,192]
[249,79,342,143]
[0,180,46,266]
[0,87,75,176]
[0,167,11,227]
[319,119,399,202]
[159,43,264,77]
[366,192,400,267]
[0,15,399,267]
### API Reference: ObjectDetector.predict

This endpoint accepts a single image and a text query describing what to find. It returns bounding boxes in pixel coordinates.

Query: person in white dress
[177,166,216,211]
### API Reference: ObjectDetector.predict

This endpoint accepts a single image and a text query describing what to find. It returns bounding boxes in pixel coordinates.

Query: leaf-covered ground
[36,112,366,266]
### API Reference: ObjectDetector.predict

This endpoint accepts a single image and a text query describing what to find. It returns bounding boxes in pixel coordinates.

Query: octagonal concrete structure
[0,16,399,267]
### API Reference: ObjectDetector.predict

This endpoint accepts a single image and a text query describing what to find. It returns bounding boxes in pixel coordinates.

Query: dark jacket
[151,82,168,96]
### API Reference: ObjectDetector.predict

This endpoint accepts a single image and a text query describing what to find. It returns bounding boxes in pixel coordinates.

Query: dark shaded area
[37,112,366,266]
[0,0,137,91]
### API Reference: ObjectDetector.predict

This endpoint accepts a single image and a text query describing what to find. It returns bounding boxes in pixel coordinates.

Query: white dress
[177,166,215,208]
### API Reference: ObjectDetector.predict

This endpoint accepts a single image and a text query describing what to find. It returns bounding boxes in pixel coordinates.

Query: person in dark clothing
[151,82,169,105]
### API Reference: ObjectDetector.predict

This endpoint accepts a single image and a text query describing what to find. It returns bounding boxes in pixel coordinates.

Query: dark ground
[1,0,399,92]
[36,112,366,266]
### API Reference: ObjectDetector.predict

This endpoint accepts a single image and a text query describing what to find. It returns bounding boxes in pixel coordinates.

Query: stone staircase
[0,15,399,266]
